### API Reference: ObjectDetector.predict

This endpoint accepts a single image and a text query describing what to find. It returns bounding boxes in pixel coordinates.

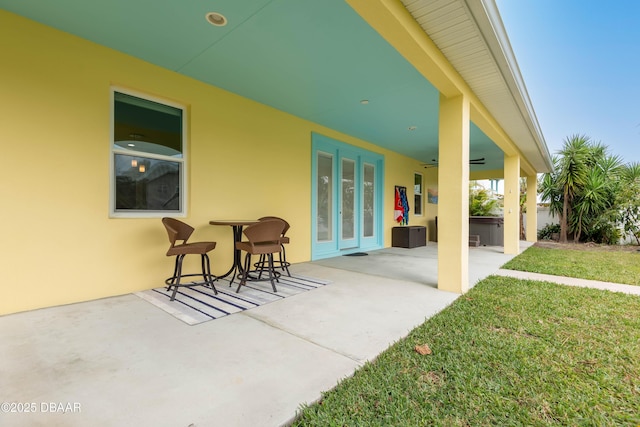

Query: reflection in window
[111,90,185,215]
[317,153,333,241]
[114,155,181,210]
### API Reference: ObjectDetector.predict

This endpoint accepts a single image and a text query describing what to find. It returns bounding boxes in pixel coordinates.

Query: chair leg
[257,254,266,279]
[202,254,217,294]
[236,253,251,293]
[170,254,185,301]
[268,253,277,292]
[168,257,180,288]
[280,244,290,276]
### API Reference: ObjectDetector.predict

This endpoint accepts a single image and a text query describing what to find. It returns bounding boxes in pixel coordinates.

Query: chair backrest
[244,218,285,244]
[258,216,290,236]
[162,217,194,247]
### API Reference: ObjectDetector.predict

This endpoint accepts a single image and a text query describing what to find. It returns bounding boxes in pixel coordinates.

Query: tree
[571,152,622,242]
[554,135,591,242]
[538,135,624,244]
[538,156,563,219]
[519,177,527,240]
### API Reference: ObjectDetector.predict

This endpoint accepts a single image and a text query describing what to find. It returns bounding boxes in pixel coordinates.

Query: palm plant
[555,135,591,242]
[573,153,623,241]
[519,177,527,240]
[538,156,563,218]
[538,135,626,244]
[572,167,609,241]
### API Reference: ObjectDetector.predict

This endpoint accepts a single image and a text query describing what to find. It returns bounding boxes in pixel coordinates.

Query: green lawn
[293,276,640,426]
[502,246,640,286]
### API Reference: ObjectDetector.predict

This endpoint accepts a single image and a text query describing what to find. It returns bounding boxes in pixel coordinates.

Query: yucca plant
[539,135,627,244]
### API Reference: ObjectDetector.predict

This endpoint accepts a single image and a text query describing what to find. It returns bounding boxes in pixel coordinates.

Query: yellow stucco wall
[0,11,434,315]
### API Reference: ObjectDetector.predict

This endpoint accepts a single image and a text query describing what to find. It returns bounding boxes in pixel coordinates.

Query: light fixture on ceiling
[421,157,486,168]
[408,126,417,131]
[206,12,228,27]
[360,99,369,105]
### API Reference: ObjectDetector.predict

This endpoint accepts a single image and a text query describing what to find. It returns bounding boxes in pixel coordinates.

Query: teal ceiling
[1,0,503,170]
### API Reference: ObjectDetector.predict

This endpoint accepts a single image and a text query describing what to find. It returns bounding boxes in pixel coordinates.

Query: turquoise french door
[312,134,384,260]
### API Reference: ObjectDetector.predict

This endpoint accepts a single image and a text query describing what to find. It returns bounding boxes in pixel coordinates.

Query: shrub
[469,183,501,216]
[538,223,560,240]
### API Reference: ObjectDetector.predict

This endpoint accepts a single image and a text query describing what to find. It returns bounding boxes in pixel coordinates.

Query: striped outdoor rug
[135,274,331,325]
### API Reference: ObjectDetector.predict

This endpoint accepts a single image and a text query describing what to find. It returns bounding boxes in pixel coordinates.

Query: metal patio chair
[162,217,217,301]
[256,216,291,276]
[234,218,286,293]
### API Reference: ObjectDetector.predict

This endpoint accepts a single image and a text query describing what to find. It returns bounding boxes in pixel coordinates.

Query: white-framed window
[110,88,186,217]
[414,172,423,215]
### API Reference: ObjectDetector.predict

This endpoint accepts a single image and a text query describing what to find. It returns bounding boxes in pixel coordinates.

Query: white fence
[522,206,558,234]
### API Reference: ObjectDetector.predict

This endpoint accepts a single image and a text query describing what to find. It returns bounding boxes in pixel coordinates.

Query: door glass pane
[414,173,423,215]
[342,159,355,240]
[317,153,333,241]
[363,163,375,237]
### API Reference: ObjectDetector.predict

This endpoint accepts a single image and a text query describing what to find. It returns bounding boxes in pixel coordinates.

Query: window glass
[341,159,355,240]
[113,92,183,157]
[114,155,182,210]
[111,90,185,216]
[414,173,423,215]
[317,153,333,241]
[363,163,375,237]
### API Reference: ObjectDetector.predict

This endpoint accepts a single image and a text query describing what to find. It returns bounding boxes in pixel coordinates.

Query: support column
[437,94,469,294]
[526,174,538,242]
[503,154,521,254]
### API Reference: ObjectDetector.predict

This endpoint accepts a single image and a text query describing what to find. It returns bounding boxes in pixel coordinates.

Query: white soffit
[401,0,552,172]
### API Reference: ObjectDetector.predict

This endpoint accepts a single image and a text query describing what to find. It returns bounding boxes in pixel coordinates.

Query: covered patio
[0,244,529,426]
[0,0,551,318]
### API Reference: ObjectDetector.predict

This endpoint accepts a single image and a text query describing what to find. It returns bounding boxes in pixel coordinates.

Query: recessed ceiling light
[360,100,369,105]
[127,143,135,147]
[408,126,417,131]
[206,12,228,27]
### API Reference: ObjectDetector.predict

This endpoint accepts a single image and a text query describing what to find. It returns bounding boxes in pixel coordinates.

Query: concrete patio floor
[0,243,530,427]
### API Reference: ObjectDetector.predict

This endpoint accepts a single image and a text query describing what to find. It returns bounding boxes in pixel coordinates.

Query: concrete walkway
[495,269,640,295]
[1,242,636,426]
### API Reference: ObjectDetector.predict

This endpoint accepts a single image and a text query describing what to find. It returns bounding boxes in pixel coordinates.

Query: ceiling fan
[422,157,486,168]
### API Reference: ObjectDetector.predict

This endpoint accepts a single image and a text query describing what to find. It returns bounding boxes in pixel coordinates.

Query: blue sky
[495,0,640,165]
